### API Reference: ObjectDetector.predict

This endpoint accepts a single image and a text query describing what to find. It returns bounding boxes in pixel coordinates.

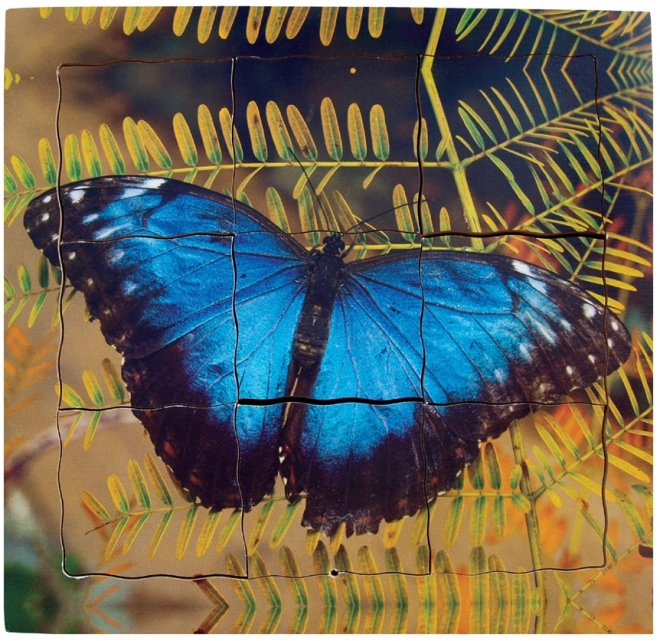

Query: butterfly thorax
[289,237,346,376]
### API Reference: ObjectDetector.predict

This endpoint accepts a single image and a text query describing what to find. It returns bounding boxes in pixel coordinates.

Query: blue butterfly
[25,176,631,536]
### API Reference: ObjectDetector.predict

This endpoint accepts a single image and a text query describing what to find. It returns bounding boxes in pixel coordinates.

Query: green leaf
[319,7,338,46]
[82,490,111,523]
[83,411,102,450]
[279,546,308,607]
[128,458,151,509]
[413,117,429,160]
[197,6,217,43]
[385,548,409,633]
[286,6,309,39]
[392,184,416,242]
[59,383,84,408]
[369,104,390,161]
[458,106,485,150]
[264,186,291,234]
[269,496,301,547]
[10,155,36,189]
[219,107,243,163]
[334,544,360,607]
[436,550,460,633]
[218,6,238,39]
[64,134,82,181]
[144,453,173,507]
[122,117,149,171]
[347,103,367,161]
[105,516,129,561]
[286,104,318,161]
[321,97,343,161]
[136,6,160,31]
[173,112,198,166]
[122,512,150,555]
[82,370,105,405]
[123,6,141,34]
[101,358,125,402]
[81,130,103,178]
[313,542,337,608]
[195,510,222,557]
[138,120,173,169]
[99,124,126,174]
[511,493,531,513]
[535,423,566,468]
[265,6,288,43]
[107,473,130,513]
[246,6,264,44]
[488,152,535,213]
[266,100,294,160]
[172,6,193,36]
[492,495,506,537]
[511,570,531,633]
[176,505,200,560]
[484,442,502,489]
[415,545,436,633]
[99,7,118,30]
[216,509,241,553]
[148,510,174,560]
[443,496,464,547]
[27,292,47,328]
[38,138,57,185]
[4,166,18,193]
[346,6,363,39]
[488,554,510,633]
[468,546,489,633]
[197,104,223,164]
[247,498,275,556]
[298,186,320,244]
[368,7,385,37]
[468,447,485,490]
[469,496,488,546]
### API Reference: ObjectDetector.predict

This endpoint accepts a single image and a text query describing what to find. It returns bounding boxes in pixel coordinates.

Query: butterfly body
[25,176,632,536]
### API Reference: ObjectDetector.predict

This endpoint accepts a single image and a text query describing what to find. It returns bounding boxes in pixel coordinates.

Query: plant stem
[420,8,484,250]
[509,420,548,633]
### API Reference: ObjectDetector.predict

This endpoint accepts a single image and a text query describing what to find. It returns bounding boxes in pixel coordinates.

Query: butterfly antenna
[287,147,332,233]
[344,200,421,236]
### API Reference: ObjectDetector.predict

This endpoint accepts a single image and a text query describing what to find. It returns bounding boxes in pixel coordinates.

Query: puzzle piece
[5,6,653,635]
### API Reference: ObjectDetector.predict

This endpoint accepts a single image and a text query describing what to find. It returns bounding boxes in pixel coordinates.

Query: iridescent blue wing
[421,251,632,441]
[23,176,308,510]
[283,249,631,535]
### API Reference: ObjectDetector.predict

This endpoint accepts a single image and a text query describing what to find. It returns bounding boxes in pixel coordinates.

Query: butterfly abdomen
[289,252,344,377]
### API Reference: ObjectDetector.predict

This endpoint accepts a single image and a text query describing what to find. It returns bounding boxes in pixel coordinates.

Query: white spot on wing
[566,365,574,376]
[528,278,547,295]
[588,354,596,364]
[40,213,50,222]
[583,303,596,319]
[142,178,167,189]
[122,281,137,295]
[43,195,52,204]
[69,189,85,204]
[107,248,125,264]
[513,260,534,277]
[607,338,614,348]
[121,188,147,199]
[519,343,532,361]
[611,320,619,331]
[83,213,99,223]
